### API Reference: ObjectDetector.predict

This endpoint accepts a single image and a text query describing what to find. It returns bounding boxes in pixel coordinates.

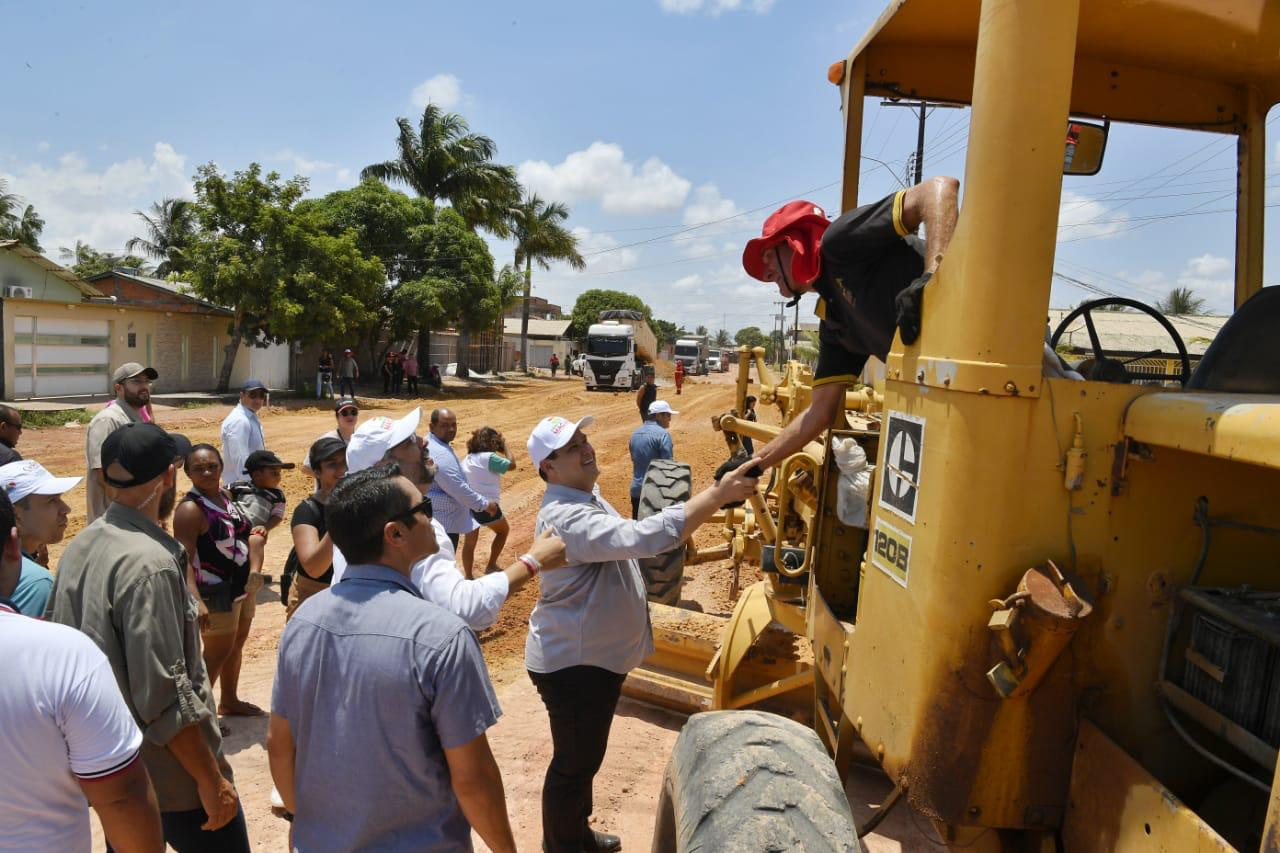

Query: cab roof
[852,0,1280,129]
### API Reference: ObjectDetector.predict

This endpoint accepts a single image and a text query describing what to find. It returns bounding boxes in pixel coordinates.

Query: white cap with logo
[528,415,595,469]
[346,407,422,473]
[648,400,679,416]
[0,460,83,504]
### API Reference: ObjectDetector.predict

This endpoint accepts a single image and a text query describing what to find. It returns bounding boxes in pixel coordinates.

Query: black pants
[529,665,626,853]
[407,375,419,394]
[383,371,394,393]
[447,531,460,548]
[631,493,640,519]
[108,806,250,853]
[337,376,356,397]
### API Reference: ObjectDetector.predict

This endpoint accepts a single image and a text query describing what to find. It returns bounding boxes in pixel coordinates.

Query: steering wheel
[1050,297,1191,387]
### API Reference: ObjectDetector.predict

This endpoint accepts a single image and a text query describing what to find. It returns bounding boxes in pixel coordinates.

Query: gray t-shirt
[526,483,685,674]
[84,402,144,523]
[272,563,500,851]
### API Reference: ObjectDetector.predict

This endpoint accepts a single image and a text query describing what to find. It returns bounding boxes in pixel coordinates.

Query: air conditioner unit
[4,286,32,299]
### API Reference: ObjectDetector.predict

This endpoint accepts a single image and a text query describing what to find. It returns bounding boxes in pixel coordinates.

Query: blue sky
[2,0,1272,336]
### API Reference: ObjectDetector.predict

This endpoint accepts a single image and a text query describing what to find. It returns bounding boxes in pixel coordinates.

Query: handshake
[713,453,765,508]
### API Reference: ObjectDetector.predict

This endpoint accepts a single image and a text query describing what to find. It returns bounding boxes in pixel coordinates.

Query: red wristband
[518,555,540,576]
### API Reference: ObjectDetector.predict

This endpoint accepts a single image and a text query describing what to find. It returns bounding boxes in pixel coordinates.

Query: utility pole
[773,301,787,369]
[879,99,964,187]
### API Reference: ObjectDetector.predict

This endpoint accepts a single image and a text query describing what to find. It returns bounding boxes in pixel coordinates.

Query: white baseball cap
[346,407,422,473]
[648,400,679,416]
[0,460,83,504]
[528,415,595,469]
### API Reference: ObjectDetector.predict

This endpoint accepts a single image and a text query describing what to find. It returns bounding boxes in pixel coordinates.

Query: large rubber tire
[652,710,859,852]
[637,458,692,605]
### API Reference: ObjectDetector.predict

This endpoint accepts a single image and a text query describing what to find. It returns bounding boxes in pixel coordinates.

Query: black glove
[894,271,932,346]
[714,452,762,509]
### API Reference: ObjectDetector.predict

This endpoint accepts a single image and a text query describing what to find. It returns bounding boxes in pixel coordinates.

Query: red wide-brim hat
[742,200,831,285]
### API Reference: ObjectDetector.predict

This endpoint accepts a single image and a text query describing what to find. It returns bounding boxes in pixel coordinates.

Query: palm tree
[126,198,197,276]
[509,192,585,371]
[714,329,732,348]
[0,178,21,231]
[1157,286,1207,316]
[361,104,520,236]
[11,205,44,252]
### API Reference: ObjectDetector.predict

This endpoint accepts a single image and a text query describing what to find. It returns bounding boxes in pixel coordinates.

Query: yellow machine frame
[661,1,1280,849]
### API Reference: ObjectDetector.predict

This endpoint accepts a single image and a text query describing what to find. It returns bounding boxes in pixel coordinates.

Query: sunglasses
[392,495,433,524]
[338,409,358,418]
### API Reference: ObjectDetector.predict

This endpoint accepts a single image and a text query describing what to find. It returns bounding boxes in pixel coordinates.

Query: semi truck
[582,310,656,392]
[673,335,709,375]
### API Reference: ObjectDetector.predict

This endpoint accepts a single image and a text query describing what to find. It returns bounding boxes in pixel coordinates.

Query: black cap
[101,423,193,488]
[244,450,296,473]
[334,398,359,413]
[308,436,347,471]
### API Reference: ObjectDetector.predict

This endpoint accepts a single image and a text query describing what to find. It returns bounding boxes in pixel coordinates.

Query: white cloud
[411,73,462,110]
[673,273,703,290]
[0,142,192,255]
[36,141,49,153]
[1057,190,1129,241]
[682,183,740,226]
[335,168,353,183]
[1176,253,1233,312]
[660,0,775,15]
[272,149,335,176]
[518,142,691,215]
[569,226,640,274]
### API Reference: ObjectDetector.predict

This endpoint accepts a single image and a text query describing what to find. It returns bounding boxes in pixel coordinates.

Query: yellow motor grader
[628,0,1280,850]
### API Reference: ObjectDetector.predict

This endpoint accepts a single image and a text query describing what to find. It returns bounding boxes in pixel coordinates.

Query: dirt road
[28,372,931,850]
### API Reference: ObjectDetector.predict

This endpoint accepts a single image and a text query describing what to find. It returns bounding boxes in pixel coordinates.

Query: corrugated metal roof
[0,240,103,297]
[1046,308,1227,356]
[503,318,574,338]
[86,269,230,314]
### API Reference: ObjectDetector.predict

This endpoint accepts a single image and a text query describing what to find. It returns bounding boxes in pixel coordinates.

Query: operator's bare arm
[753,382,846,471]
[901,176,960,274]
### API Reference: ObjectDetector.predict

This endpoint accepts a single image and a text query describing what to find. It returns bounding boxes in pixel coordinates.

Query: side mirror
[1063,120,1108,176]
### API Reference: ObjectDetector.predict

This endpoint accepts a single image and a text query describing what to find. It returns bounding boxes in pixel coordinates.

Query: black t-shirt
[638,382,657,414]
[284,496,333,584]
[0,442,21,466]
[811,190,925,385]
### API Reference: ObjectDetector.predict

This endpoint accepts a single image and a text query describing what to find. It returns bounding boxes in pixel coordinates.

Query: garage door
[13,316,111,398]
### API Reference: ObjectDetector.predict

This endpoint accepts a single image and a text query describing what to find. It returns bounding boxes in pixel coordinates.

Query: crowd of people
[0,355,760,852]
[314,347,443,401]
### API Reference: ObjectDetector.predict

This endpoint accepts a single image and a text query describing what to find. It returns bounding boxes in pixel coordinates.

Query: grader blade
[624,602,814,720]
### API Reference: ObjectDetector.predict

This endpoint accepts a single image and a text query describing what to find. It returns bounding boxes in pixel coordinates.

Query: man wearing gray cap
[84,362,157,523]
[219,379,268,488]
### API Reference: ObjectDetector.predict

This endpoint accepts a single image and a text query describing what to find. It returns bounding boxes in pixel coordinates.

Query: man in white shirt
[219,379,268,488]
[332,408,565,631]
[0,489,164,853]
[525,415,760,853]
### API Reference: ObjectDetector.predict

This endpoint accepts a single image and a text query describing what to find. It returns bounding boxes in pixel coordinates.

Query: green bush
[22,409,93,429]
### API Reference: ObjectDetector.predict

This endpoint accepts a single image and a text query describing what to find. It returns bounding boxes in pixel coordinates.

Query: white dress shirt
[330,518,509,632]
[219,403,265,486]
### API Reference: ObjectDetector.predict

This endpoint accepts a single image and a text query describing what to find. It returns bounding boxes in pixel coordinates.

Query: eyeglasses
[247,390,268,399]
[338,409,358,418]
[392,495,432,524]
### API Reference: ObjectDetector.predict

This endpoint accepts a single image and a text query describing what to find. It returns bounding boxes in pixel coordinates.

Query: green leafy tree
[125,198,198,277]
[361,104,519,236]
[0,179,20,229]
[397,207,497,378]
[734,326,768,349]
[1156,287,1207,316]
[299,179,436,362]
[510,192,584,370]
[187,163,384,391]
[570,289,651,338]
[651,318,680,349]
[58,242,150,278]
[490,265,525,371]
[694,324,708,337]
[713,329,732,348]
[793,329,820,364]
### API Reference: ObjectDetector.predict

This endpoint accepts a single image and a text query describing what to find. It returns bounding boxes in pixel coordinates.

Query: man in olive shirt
[48,422,248,852]
[84,362,157,523]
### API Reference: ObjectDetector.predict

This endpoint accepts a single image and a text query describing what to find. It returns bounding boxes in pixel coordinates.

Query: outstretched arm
[900,176,960,274]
